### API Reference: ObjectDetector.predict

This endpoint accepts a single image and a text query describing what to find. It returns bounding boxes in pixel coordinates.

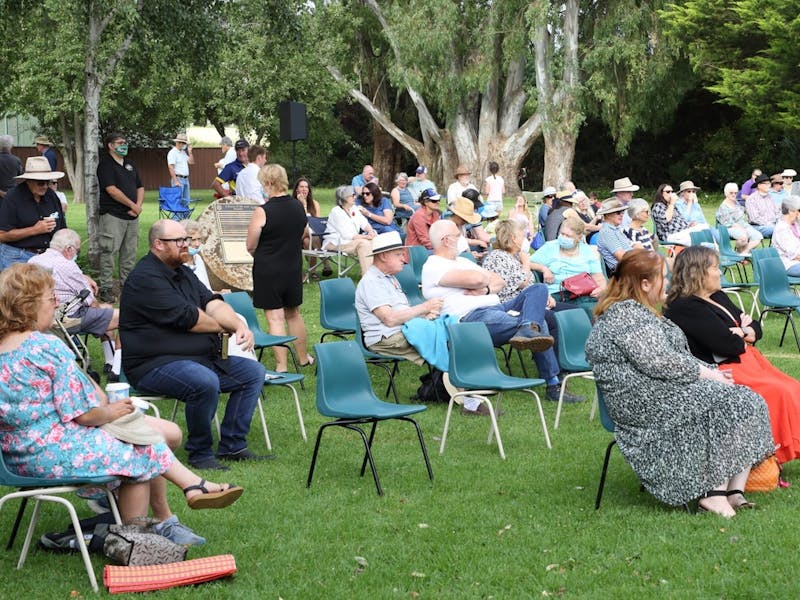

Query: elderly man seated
[596,198,636,274]
[422,219,579,407]
[355,231,443,364]
[29,228,120,372]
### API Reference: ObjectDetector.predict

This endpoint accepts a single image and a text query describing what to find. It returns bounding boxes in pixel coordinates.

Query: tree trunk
[542,128,577,188]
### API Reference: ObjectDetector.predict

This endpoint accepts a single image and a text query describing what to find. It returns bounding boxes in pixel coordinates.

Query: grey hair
[334,185,353,207]
[50,228,81,251]
[0,135,12,152]
[782,195,800,214]
[723,182,739,195]
[180,219,203,237]
[627,198,650,219]
[395,172,408,183]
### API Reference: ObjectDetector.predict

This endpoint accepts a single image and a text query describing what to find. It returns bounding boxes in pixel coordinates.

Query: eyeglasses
[159,237,191,246]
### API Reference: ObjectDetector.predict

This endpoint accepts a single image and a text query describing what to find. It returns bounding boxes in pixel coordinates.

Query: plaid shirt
[745,192,780,226]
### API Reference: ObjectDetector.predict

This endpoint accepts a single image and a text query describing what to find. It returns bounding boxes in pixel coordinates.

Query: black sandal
[697,490,734,517]
[727,489,756,509]
[182,478,243,510]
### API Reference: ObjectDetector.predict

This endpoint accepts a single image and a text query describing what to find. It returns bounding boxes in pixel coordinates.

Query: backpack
[412,369,448,403]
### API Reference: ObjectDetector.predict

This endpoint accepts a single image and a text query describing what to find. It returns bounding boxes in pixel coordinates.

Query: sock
[112,349,122,375]
[102,338,114,364]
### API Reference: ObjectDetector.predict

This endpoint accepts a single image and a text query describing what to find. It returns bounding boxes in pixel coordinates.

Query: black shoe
[39,531,80,553]
[216,448,276,462]
[105,372,120,383]
[545,384,585,404]
[509,324,554,352]
[188,456,231,471]
[97,288,116,304]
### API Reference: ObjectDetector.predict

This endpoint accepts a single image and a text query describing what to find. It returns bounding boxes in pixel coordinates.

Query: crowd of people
[2,134,800,568]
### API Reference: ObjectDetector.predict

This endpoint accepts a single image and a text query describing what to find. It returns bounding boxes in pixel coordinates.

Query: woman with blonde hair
[246,163,313,371]
[586,249,773,517]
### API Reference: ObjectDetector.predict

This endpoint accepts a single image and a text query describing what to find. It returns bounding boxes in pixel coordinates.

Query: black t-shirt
[0,182,66,249]
[119,252,223,386]
[97,153,142,220]
[0,152,23,193]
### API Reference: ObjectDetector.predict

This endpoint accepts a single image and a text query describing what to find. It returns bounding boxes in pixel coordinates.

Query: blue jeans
[177,176,190,205]
[753,224,774,237]
[0,243,35,271]
[786,264,800,277]
[462,283,560,382]
[136,357,266,462]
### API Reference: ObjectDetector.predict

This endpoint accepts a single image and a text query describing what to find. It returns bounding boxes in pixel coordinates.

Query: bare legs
[699,467,752,518]
[265,306,310,372]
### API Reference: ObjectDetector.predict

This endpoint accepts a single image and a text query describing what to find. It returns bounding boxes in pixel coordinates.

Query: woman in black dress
[246,164,312,371]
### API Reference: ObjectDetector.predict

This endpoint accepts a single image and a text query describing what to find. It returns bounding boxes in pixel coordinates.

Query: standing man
[120,219,267,470]
[212,139,249,197]
[0,156,66,270]
[35,135,58,171]
[96,132,144,303]
[235,145,267,202]
[167,133,194,205]
[740,168,762,204]
[0,135,22,200]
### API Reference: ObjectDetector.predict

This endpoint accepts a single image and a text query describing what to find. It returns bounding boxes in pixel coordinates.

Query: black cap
[234,139,250,150]
[754,174,771,185]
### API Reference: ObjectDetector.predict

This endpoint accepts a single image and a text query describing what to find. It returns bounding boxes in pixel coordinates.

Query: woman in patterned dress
[585,249,773,517]
[0,264,243,523]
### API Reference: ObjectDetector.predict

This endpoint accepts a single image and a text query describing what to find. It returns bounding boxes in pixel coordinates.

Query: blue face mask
[188,246,201,256]
[558,235,576,250]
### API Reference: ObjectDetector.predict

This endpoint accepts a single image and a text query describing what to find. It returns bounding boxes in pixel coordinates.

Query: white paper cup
[105,382,130,402]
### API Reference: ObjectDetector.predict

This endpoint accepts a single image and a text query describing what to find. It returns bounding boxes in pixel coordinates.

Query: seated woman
[651,183,708,245]
[771,195,800,276]
[292,177,332,278]
[390,172,417,220]
[716,182,763,254]
[530,216,606,309]
[405,188,441,251]
[0,264,243,529]
[358,181,400,235]
[622,198,656,251]
[508,195,534,243]
[586,249,773,517]
[566,192,601,242]
[664,245,800,465]
[323,184,376,275]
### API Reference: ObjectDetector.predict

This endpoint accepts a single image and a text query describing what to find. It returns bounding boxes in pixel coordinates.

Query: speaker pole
[291,140,297,183]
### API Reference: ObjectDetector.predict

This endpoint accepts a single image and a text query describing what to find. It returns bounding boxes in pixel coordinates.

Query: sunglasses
[362,191,372,196]
[662,189,673,193]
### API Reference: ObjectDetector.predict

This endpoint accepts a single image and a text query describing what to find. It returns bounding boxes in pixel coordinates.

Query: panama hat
[611,177,639,193]
[34,136,53,146]
[15,156,64,181]
[678,180,701,193]
[368,231,407,256]
[172,133,189,143]
[454,164,471,177]
[597,198,627,216]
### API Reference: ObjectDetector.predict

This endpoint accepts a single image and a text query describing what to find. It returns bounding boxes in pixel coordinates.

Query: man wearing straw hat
[34,135,58,171]
[447,164,478,207]
[0,156,66,270]
[355,231,444,363]
[167,132,195,205]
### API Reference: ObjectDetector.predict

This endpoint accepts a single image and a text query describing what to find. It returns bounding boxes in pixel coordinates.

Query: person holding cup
[0,263,244,541]
[0,156,66,270]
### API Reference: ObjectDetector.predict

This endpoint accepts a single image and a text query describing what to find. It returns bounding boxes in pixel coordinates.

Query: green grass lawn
[5,193,800,598]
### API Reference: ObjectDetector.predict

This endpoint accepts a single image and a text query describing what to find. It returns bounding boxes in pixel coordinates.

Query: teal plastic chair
[261,370,307,449]
[443,322,551,459]
[0,450,122,592]
[318,278,357,342]
[407,245,429,283]
[716,224,749,281]
[552,309,596,429]
[756,256,800,350]
[396,264,425,306]
[752,246,800,287]
[355,312,405,403]
[307,341,433,496]
[222,291,301,378]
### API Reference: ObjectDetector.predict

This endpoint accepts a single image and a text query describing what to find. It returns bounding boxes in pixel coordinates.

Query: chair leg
[283,383,307,441]
[359,420,379,477]
[257,391,272,451]
[595,439,617,510]
[482,397,506,460]
[307,423,331,489]
[6,497,28,550]
[439,396,457,455]
[343,423,382,496]
[527,389,552,450]
[397,416,434,481]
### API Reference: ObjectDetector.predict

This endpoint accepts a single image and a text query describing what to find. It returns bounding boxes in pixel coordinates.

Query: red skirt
[726,345,800,464]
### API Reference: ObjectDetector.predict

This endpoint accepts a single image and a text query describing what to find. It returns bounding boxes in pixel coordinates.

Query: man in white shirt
[446,164,478,207]
[235,145,267,203]
[167,133,194,205]
[215,136,236,173]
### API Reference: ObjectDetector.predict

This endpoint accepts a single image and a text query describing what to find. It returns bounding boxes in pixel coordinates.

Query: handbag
[104,524,187,566]
[745,455,780,493]
[560,272,598,300]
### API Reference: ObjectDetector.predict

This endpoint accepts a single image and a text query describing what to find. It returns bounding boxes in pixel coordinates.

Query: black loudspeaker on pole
[278,101,307,183]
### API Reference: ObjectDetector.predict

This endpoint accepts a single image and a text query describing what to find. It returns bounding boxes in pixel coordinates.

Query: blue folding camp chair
[159,186,193,221]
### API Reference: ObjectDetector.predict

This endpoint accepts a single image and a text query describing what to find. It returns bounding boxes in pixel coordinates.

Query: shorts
[69,306,114,336]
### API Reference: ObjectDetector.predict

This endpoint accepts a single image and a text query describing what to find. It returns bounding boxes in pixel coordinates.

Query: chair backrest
[445,321,505,388]
[459,251,477,263]
[158,186,183,207]
[689,229,714,247]
[396,264,424,305]
[222,291,263,333]
[552,309,592,372]
[751,246,778,283]
[307,216,328,237]
[314,341,379,416]
[596,388,615,434]
[319,278,357,331]
[407,245,429,282]
[758,256,796,306]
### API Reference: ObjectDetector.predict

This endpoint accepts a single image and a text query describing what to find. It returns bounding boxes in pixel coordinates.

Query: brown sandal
[183,479,243,510]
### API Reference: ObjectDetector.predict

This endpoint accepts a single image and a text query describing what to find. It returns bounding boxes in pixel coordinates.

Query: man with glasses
[769,173,788,210]
[120,219,267,471]
[0,156,66,270]
[96,132,144,303]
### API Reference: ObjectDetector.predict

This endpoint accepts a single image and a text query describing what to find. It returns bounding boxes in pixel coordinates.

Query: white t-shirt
[447,182,478,207]
[167,147,189,176]
[421,254,498,318]
[235,163,264,202]
[484,175,504,206]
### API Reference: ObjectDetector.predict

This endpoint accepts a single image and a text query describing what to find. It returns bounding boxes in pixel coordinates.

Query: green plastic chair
[407,245,429,283]
[318,278,357,342]
[0,450,122,592]
[756,256,800,350]
[222,291,301,378]
[307,341,433,496]
[354,312,405,403]
[443,322,551,459]
[552,309,596,429]
[396,264,425,306]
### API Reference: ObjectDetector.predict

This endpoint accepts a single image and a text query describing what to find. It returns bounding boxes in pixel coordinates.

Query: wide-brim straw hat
[454,164,471,177]
[597,198,627,216]
[368,231,407,256]
[15,156,64,181]
[450,197,481,224]
[611,177,639,193]
[173,133,189,143]
[34,135,53,146]
[678,180,701,193]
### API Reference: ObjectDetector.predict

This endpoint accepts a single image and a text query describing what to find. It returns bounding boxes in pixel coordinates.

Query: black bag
[412,369,447,403]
